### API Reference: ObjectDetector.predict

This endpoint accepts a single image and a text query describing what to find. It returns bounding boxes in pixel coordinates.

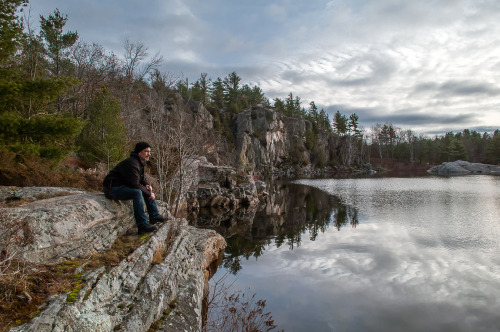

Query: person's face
[138,147,151,162]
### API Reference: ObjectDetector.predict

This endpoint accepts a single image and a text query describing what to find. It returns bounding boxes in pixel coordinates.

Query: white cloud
[28,0,500,135]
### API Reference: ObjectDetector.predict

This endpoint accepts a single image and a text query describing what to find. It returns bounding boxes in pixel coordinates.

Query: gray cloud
[323,104,480,134]
[27,0,500,136]
[414,80,500,98]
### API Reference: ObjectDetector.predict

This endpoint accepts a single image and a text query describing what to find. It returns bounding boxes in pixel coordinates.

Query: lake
[195,175,500,332]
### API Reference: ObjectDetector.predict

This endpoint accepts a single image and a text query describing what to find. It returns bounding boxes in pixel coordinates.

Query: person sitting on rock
[103,142,166,234]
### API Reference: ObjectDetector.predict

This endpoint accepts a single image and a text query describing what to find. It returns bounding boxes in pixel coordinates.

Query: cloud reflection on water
[211,176,500,331]
[242,220,500,331]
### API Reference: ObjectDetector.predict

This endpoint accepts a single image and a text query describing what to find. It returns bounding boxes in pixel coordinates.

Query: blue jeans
[104,185,160,228]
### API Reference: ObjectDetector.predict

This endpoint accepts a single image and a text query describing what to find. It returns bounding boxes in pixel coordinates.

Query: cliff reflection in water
[194,176,500,332]
[189,181,358,273]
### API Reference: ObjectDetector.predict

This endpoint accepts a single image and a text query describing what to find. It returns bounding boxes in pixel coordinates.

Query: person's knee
[131,188,143,199]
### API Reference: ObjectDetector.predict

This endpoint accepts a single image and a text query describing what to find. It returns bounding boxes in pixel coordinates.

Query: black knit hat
[134,141,151,153]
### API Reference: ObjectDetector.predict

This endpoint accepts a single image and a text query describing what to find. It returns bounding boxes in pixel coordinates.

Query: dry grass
[151,244,164,265]
[0,261,77,330]
[0,150,107,192]
[0,234,146,330]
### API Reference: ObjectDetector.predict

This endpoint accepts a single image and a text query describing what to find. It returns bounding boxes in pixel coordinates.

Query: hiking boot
[150,215,167,225]
[138,223,158,234]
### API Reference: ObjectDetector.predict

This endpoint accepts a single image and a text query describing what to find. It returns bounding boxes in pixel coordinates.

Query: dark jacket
[103,151,151,197]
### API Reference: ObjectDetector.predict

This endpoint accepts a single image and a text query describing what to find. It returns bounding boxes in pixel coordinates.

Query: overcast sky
[27,0,500,136]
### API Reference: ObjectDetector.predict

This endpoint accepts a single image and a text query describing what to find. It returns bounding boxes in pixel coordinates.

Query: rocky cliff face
[232,107,336,174]
[195,163,259,209]
[152,96,338,173]
[1,186,225,332]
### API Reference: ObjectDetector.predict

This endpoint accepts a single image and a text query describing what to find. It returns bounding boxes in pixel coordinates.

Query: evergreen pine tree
[76,88,126,168]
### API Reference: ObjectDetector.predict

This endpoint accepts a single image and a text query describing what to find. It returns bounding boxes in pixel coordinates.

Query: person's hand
[150,192,155,200]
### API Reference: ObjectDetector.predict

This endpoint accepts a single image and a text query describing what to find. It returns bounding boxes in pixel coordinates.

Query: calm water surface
[199,175,500,332]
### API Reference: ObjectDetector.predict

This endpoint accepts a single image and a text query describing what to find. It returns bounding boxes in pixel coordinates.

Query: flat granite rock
[1,186,226,332]
[1,189,135,263]
[427,160,500,175]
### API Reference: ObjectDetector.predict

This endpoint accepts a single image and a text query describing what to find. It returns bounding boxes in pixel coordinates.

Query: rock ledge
[1,186,226,332]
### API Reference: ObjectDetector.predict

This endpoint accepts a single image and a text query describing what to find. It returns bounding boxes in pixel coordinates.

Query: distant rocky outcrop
[232,107,337,174]
[427,160,500,175]
[0,186,225,332]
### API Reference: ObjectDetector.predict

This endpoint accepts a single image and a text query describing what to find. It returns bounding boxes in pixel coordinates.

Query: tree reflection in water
[189,181,358,274]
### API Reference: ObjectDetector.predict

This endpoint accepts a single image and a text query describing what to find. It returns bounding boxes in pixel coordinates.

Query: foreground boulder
[427,160,500,175]
[196,164,259,208]
[180,159,260,212]
[0,187,226,332]
[0,187,137,263]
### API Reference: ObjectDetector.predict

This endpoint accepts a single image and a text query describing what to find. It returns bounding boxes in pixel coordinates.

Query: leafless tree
[120,39,164,136]
[123,39,163,81]
[146,73,203,214]
[21,6,44,80]
[146,76,177,205]
[371,123,384,160]
[68,41,121,117]
[170,108,201,216]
